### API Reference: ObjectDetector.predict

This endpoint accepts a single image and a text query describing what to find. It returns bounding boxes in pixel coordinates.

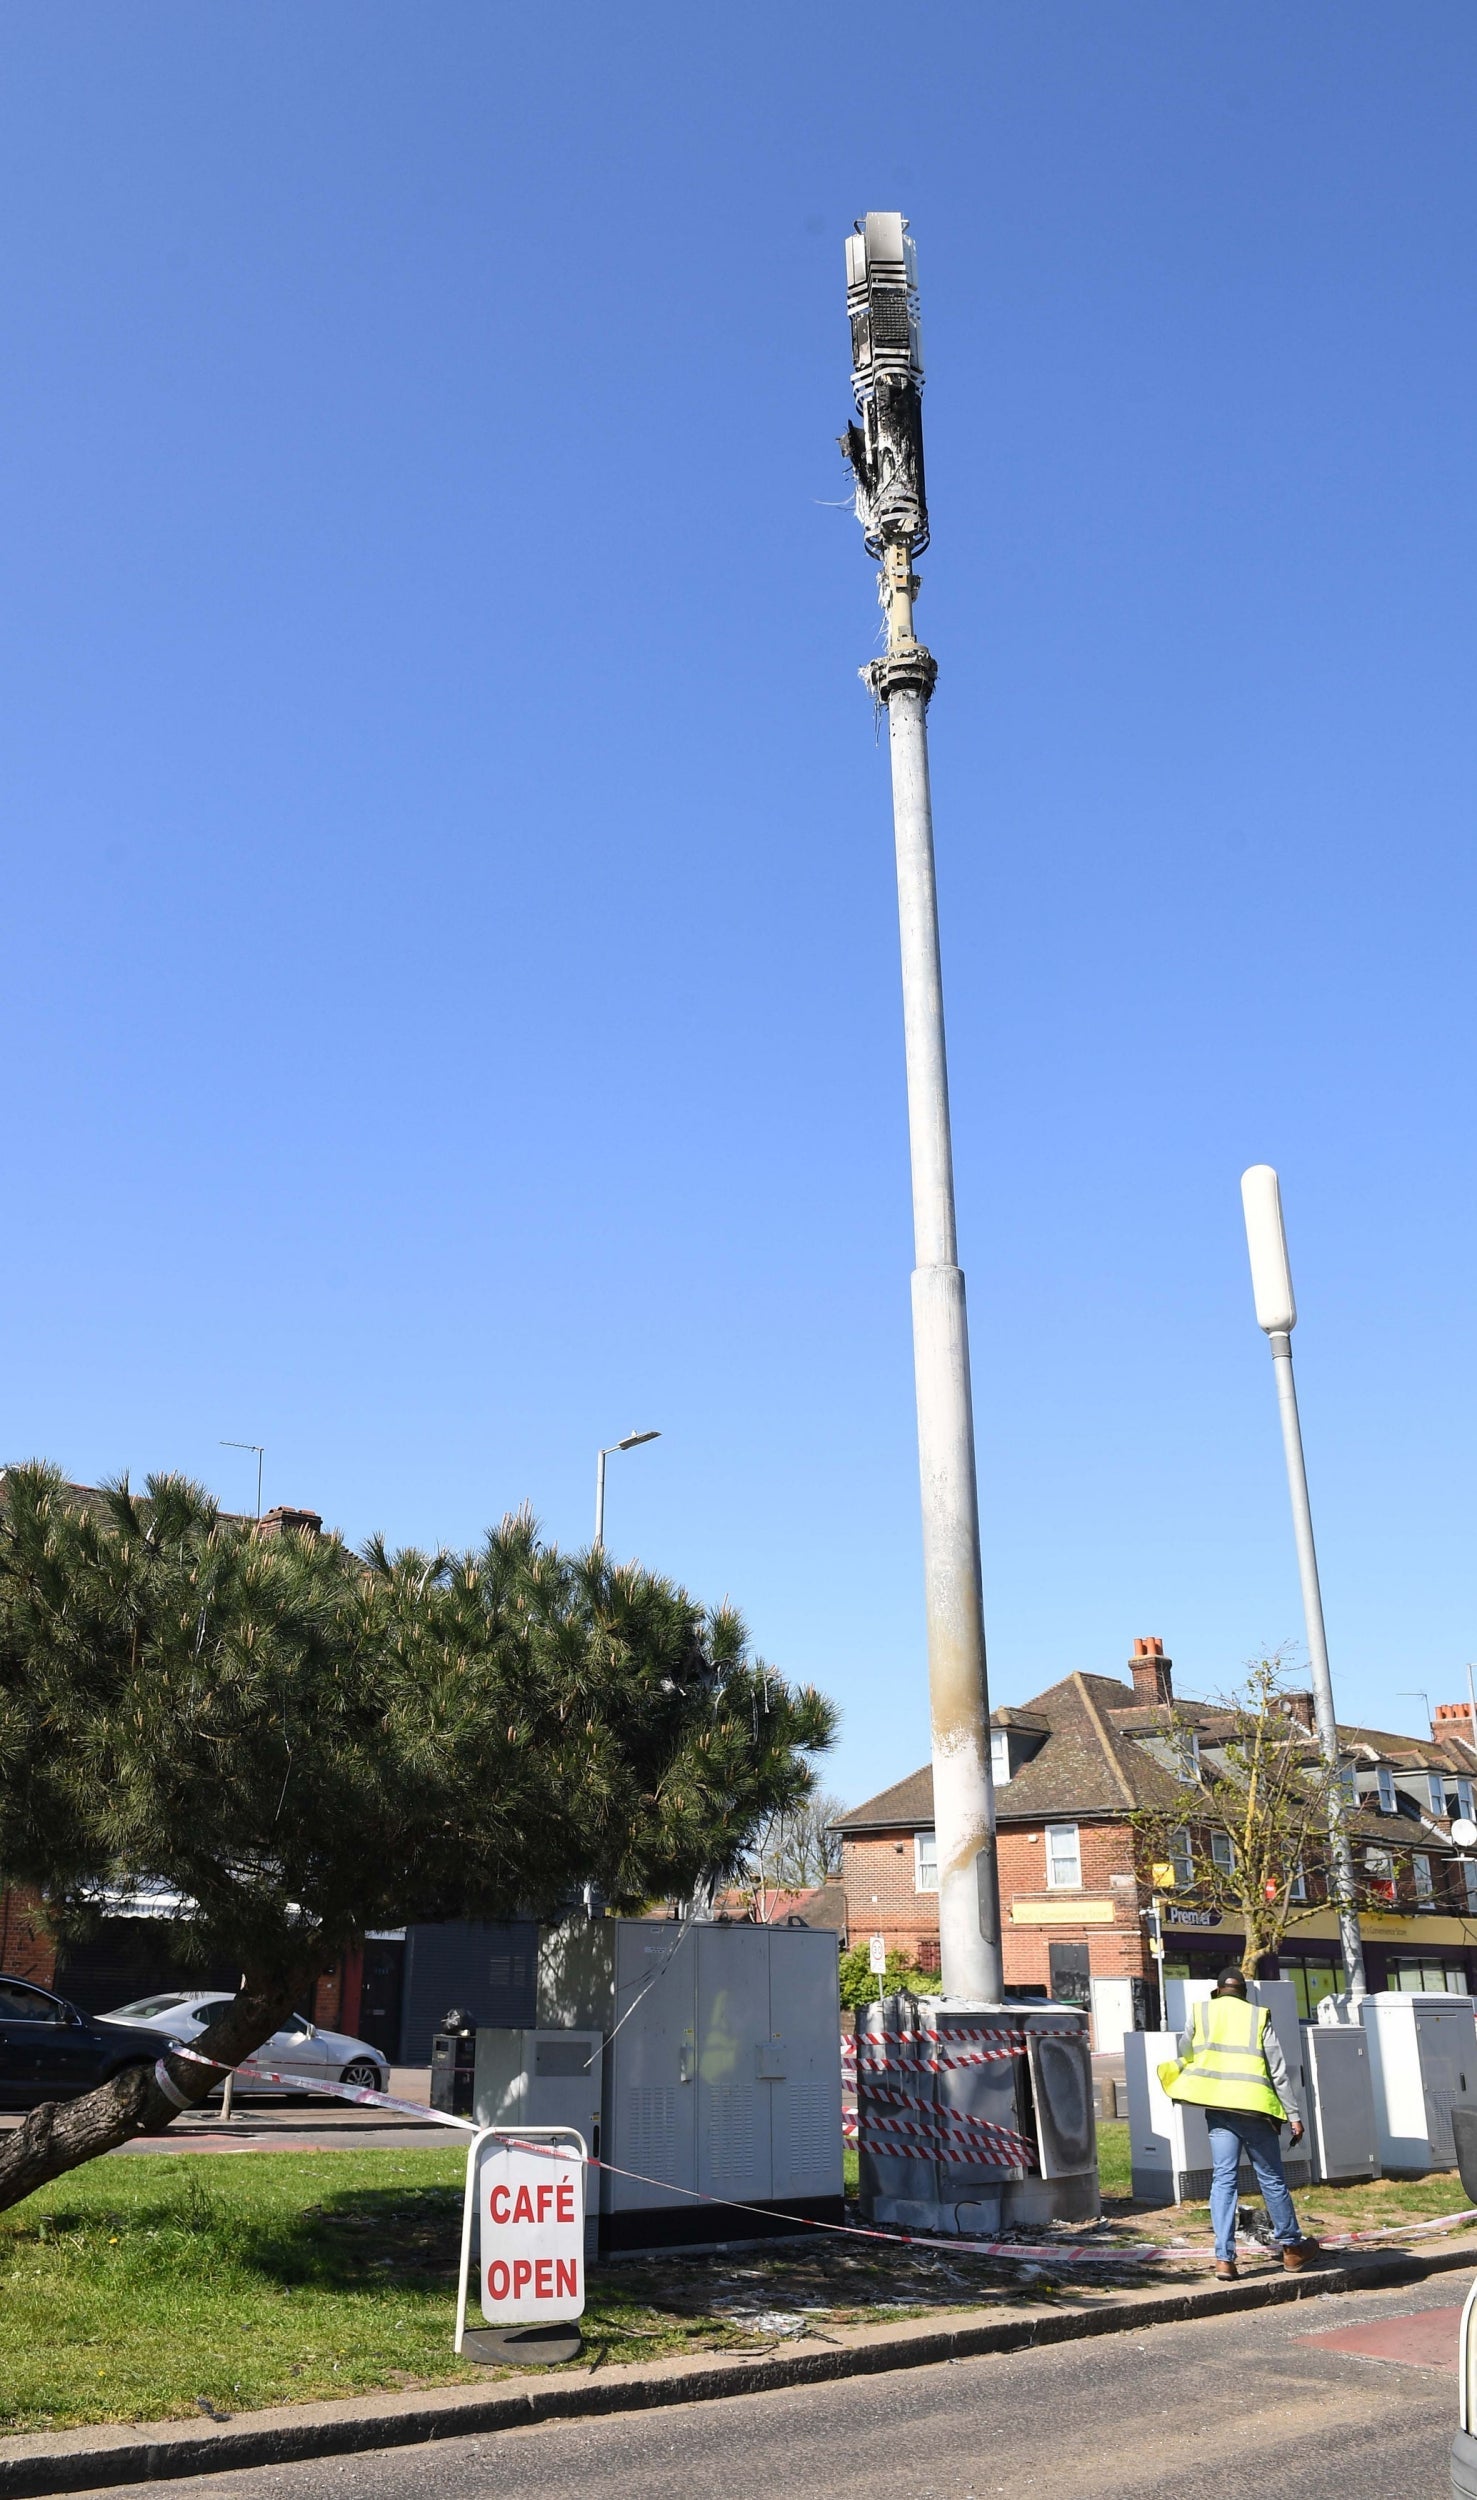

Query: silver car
[98,1992,388,2100]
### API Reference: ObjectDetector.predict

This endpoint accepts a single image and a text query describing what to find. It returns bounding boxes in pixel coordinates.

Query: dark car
[0,1973,168,2109]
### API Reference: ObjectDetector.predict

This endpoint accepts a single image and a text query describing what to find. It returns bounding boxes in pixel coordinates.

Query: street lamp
[1240,1164,1367,2000]
[840,214,1002,2004]
[593,1430,661,1550]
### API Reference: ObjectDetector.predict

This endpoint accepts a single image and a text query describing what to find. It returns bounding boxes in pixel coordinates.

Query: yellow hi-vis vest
[1156,1995,1286,2121]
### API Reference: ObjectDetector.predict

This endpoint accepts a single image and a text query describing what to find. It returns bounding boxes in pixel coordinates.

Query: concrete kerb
[4,2235,1476,2497]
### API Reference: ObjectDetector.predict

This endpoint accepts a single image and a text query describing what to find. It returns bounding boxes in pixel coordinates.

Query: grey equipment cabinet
[1362,1992,1477,2174]
[537,1917,844,2253]
[1301,2020,1377,2185]
[471,2029,603,2256]
[856,1996,1098,2234]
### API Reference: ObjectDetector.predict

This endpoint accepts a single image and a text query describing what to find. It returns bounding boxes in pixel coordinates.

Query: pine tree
[0,1464,834,2209]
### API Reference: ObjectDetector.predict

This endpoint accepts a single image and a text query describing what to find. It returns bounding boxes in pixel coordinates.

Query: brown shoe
[1282,2239,1320,2271]
[1215,2260,1239,2281]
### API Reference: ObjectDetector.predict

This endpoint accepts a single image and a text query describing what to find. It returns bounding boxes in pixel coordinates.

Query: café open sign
[465,2130,586,2328]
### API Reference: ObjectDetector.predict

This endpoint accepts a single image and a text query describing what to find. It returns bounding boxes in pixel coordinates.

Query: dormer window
[1429,1773,1447,1819]
[1460,1781,1475,1824]
[1377,1766,1397,1815]
[1179,1729,1201,1780]
[990,1728,1011,1787]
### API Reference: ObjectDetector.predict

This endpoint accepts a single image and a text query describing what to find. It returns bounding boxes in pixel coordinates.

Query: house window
[1377,1766,1397,1814]
[1209,1830,1235,1874]
[1289,1862,1307,1903]
[1045,1823,1082,1889]
[1414,1853,1434,1902]
[990,1729,1011,1787]
[1179,1729,1201,1780]
[1338,1763,1358,1807]
[1430,1774,1447,1819]
[1460,1781,1475,1824]
[1464,1861,1477,1914]
[914,1830,938,1893]
[1171,1827,1194,1890]
[1365,1846,1395,1902]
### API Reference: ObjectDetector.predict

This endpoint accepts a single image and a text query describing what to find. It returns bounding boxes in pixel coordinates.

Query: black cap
[1217,1968,1249,1994]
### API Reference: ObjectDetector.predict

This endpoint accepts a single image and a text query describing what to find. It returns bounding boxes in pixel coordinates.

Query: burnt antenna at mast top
[841,211,929,557]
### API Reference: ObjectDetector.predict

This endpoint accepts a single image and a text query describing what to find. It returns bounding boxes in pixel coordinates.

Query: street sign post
[454,2126,587,2362]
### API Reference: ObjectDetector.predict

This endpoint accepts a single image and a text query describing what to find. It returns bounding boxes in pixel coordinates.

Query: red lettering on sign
[489,2185,511,2224]
[535,2259,553,2298]
[556,2180,575,2223]
[512,2185,535,2225]
[556,2259,578,2298]
[513,2258,533,2296]
[487,2260,510,2300]
[537,2183,553,2222]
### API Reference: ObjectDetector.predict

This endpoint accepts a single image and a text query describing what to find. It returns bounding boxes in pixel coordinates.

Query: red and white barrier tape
[844,2032,1031,2074]
[1321,2205,1477,2249]
[154,2042,1151,2266]
[160,2044,1477,2270]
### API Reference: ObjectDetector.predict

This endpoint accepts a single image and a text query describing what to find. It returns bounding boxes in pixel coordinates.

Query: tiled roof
[832,1670,1477,1847]
[834,1672,1186,1830]
[832,1766,934,1831]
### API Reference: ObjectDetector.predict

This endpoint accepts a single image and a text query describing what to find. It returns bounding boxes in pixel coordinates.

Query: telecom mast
[842,214,1003,2003]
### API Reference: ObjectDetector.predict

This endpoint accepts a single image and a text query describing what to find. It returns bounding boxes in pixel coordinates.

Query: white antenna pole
[1240,1166,1366,1999]
[843,216,1002,2001]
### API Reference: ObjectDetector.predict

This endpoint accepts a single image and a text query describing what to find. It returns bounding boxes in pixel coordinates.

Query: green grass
[0,2146,1053,2433]
[0,2150,479,2432]
[1096,2119,1131,2196]
[1096,2113,1477,2240]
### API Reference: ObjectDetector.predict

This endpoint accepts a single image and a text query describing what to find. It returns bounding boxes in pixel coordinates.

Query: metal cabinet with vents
[1361,1991,1477,2174]
[472,2028,604,2254]
[536,1918,844,2252]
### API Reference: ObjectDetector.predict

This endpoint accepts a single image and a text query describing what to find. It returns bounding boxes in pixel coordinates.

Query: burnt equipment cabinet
[855,1996,1099,2232]
[536,1918,844,2252]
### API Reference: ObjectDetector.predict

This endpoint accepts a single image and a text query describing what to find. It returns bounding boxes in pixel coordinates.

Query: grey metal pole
[1241,1167,1366,2000]
[593,1431,660,1554]
[843,217,1003,2003]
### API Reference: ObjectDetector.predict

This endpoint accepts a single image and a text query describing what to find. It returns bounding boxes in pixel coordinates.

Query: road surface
[69,2269,1470,2500]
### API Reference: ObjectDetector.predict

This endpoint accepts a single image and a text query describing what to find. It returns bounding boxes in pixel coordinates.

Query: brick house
[832,1640,1477,2045]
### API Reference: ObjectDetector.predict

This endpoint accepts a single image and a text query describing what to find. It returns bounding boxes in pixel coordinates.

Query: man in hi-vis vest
[1158,1968,1320,2281]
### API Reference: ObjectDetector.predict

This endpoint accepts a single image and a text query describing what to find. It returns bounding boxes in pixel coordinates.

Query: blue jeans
[1206,2112,1302,2262]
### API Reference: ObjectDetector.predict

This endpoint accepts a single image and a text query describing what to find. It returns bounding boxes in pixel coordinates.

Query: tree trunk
[0,1973,305,2214]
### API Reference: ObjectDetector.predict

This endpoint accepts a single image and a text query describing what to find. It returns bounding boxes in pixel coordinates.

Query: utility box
[430,2020,477,2118]
[1301,2021,1377,2184]
[855,1997,1098,2234]
[1360,1991,1477,2174]
[472,2029,603,2255]
[537,1918,843,2253]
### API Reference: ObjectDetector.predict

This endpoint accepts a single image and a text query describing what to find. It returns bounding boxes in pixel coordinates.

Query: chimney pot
[1433,1701,1476,1749]
[256,1505,323,1541]
[1130,1639,1173,1706]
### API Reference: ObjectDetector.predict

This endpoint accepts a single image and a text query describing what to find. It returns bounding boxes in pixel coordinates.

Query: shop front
[1161,1907,1477,2015]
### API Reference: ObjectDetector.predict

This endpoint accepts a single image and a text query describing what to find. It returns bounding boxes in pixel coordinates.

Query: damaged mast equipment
[841,214,1002,2004]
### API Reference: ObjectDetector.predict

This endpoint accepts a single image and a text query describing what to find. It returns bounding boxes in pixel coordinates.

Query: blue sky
[2,5,1474,1811]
